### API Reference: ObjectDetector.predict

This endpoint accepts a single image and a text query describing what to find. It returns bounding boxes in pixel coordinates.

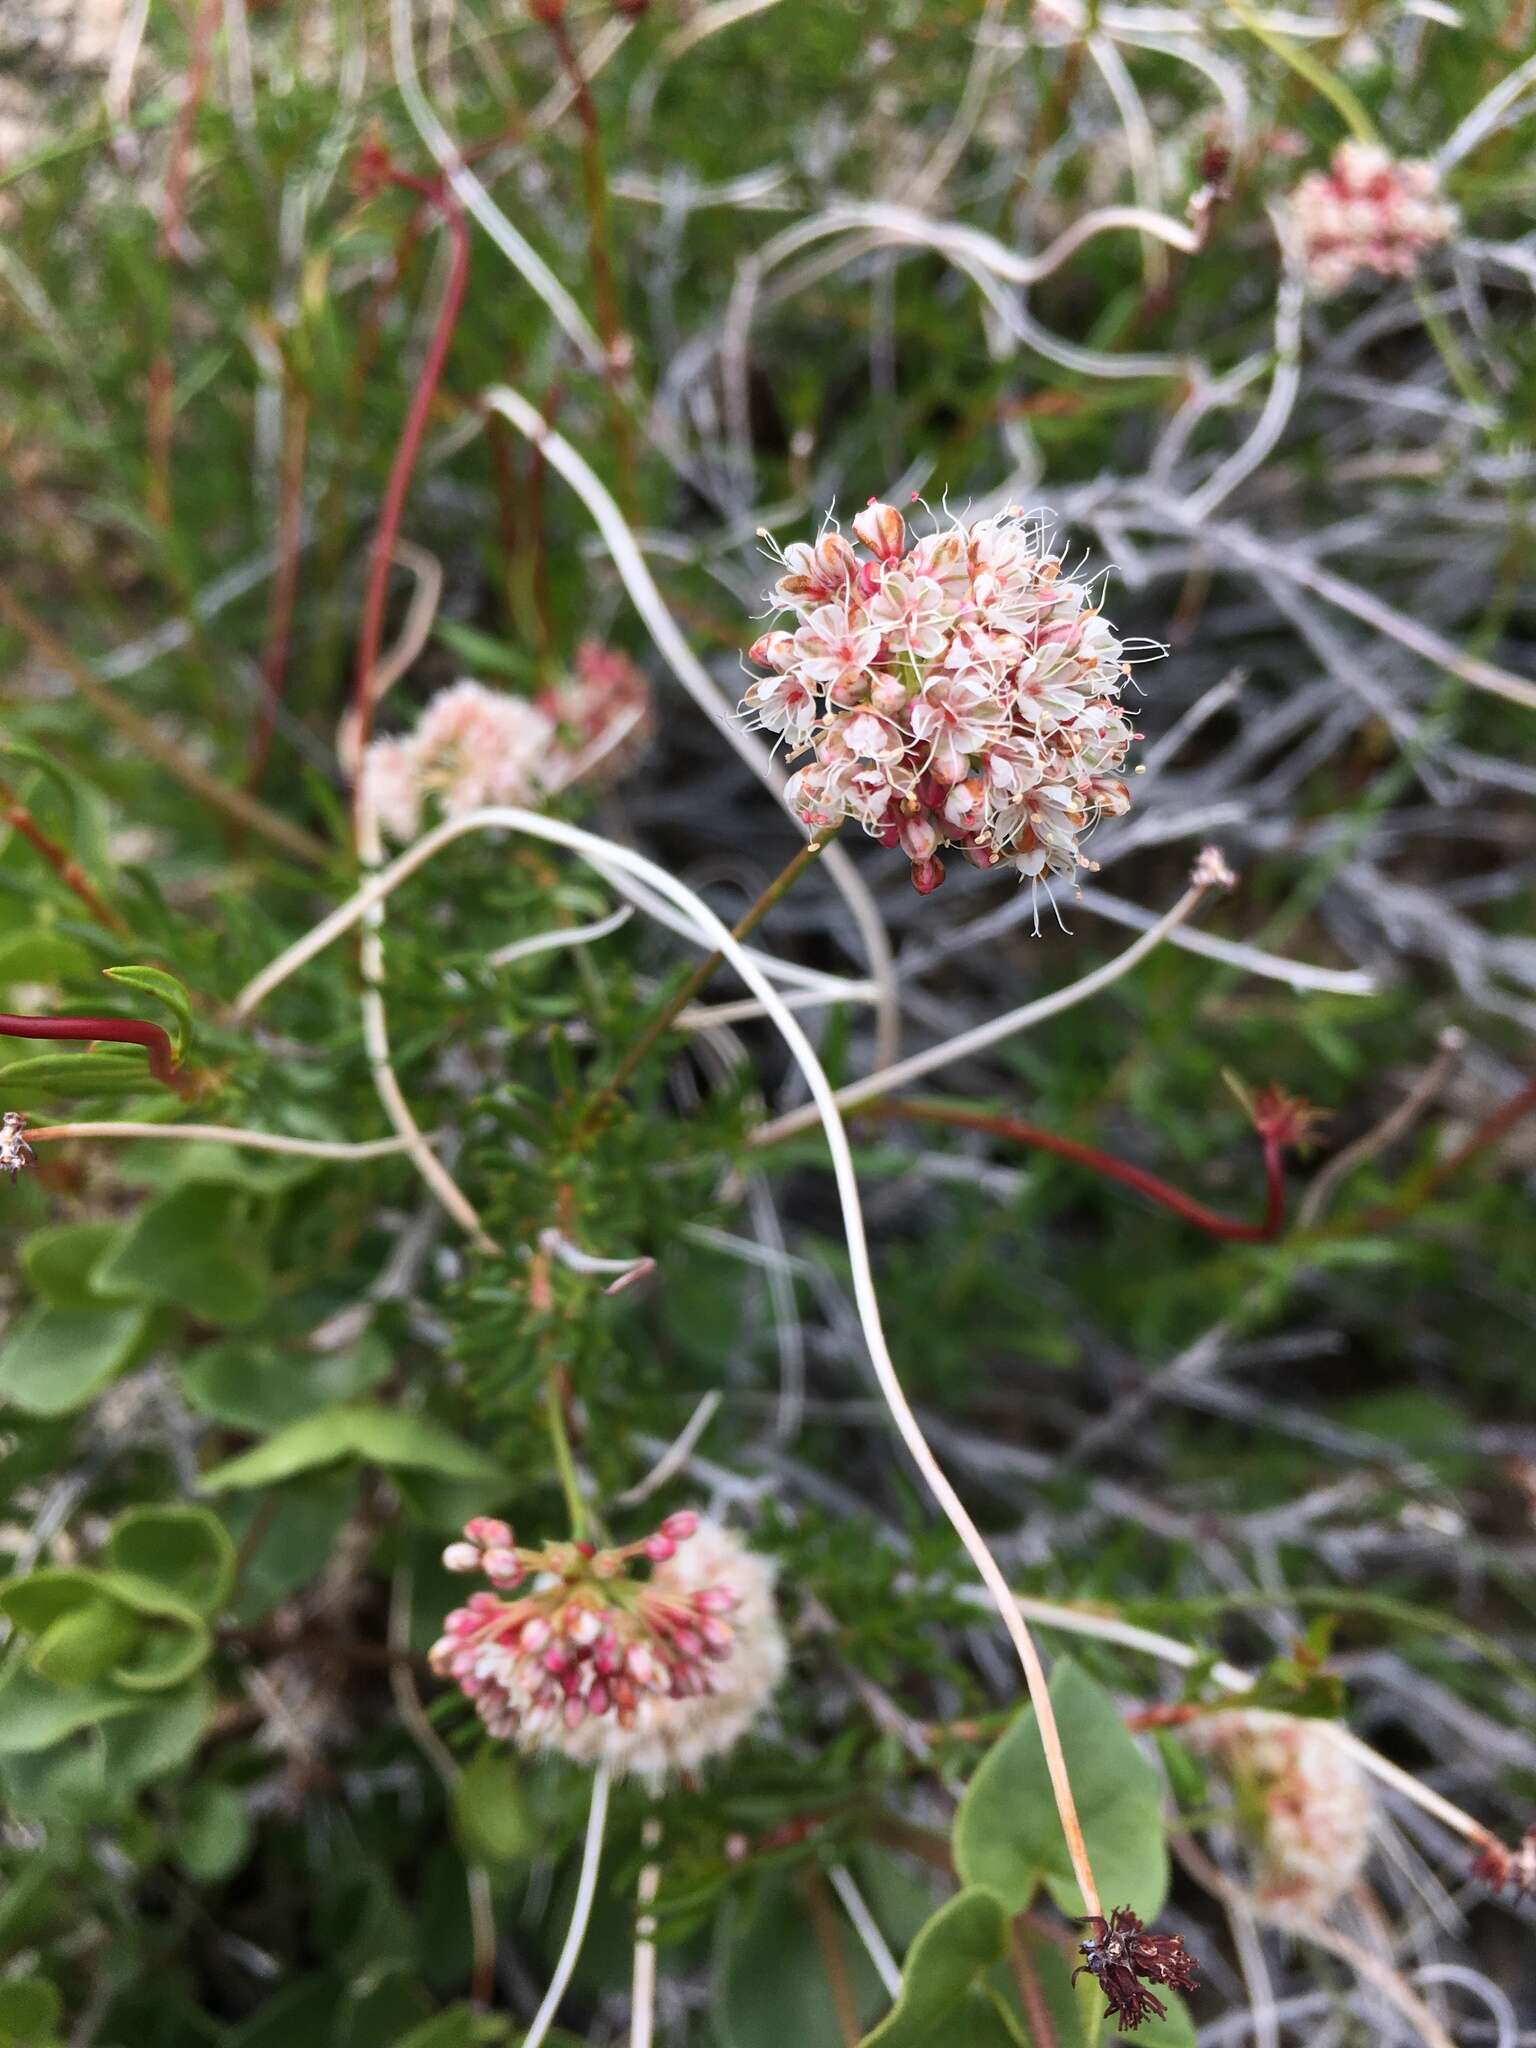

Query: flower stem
[570,828,835,1142]
[866,1096,1288,1242]
[349,163,471,773]
[544,1366,590,1542]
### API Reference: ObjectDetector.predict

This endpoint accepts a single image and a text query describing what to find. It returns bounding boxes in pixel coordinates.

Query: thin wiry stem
[866,1097,1290,1243]
[236,801,1108,1919]
[523,1763,612,2048]
[478,382,900,1072]
[349,162,470,769]
[750,881,1211,1148]
[630,1813,663,2048]
[26,1122,424,1160]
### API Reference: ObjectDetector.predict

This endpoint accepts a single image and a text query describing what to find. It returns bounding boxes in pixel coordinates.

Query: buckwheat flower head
[538,639,654,781]
[361,679,559,843]
[430,1513,786,1787]
[743,500,1151,903]
[1290,142,1456,295]
[1186,1708,1373,1916]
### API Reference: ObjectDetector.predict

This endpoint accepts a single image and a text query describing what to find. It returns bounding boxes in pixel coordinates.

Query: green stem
[1223,0,1378,145]
[569,828,836,1144]
[1413,281,1498,426]
[544,1369,589,1542]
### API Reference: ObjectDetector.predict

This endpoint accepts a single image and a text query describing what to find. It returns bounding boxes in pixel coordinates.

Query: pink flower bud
[563,1695,587,1729]
[567,1605,604,1646]
[519,1615,551,1653]
[695,1587,738,1613]
[481,1548,523,1587]
[898,813,940,862]
[587,1680,611,1718]
[661,1511,699,1541]
[643,1533,676,1563]
[442,1542,482,1574]
[910,856,947,895]
[468,1592,500,1615]
[626,1644,657,1687]
[464,1517,513,1549]
[748,630,796,669]
[444,1607,479,1636]
[853,499,906,561]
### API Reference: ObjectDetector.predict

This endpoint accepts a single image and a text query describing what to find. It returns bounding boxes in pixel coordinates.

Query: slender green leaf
[200,1403,504,1492]
[102,963,194,1064]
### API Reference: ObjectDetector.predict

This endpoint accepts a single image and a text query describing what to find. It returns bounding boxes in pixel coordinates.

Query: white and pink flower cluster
[1187,1709,1373,1917]
[1290,142,1456,295]
[362,645,651,843]
[743,500,1144,897]
[430,1512,786,1783]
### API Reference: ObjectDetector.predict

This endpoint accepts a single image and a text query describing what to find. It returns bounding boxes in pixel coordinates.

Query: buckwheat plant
[744,500,1146,902]
[430,1511,785,1783]
[362,649,652,842]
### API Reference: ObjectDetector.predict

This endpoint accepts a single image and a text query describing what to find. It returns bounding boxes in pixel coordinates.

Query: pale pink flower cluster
[362,650,652,843]
[1290,142,1456,294]
[743,500,1145,897]
[430,1513,786,1785]
[1188,1709,1373,1917]
[540,638,654,776]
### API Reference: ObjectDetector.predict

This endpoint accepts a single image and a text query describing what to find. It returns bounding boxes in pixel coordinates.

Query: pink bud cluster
[430,1512,784,1780]
[362,651,652,844]
[537,639,654,777]
[742,500,1147,898]
[1290,142,1456,295]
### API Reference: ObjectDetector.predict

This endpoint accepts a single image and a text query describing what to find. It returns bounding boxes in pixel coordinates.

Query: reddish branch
[0,777,125,931]
[1364,1073,1536,1227]
[348,142,471,770]
[864,1089,1315,1244]
[0,1013,182,1089]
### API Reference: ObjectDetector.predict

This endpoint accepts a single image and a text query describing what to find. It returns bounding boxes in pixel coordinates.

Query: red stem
[1365,1074,1536,1226]
[158,0,221,265]
[868,1098,1289,1243]
[0,779,125,931]
[0,1013,179,1088]
[349,170,471,771]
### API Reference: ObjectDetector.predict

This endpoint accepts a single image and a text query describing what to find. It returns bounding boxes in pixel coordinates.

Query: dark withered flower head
[1073,1906,1201,2034]
[1471,1823,1536,1898]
